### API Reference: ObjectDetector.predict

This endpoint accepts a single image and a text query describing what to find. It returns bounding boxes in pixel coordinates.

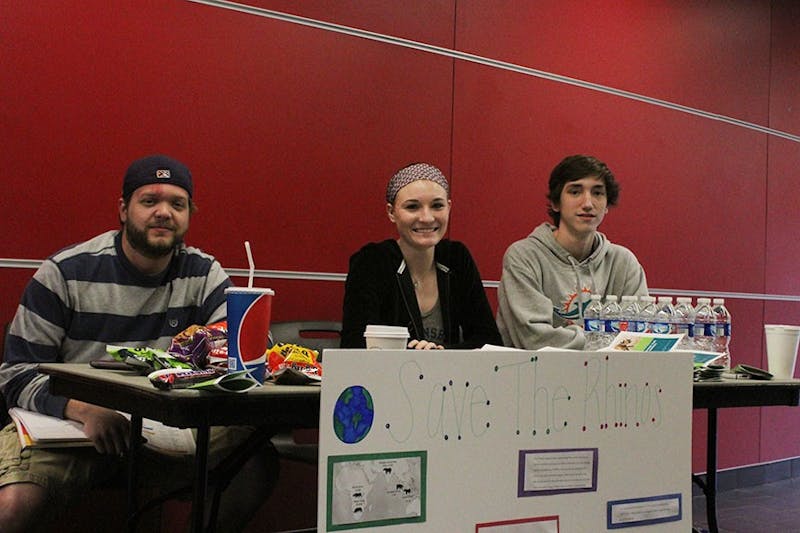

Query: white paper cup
[364,325,409,350]
[764,325,800,379]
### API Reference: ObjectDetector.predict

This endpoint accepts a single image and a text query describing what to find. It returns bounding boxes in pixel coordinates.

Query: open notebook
[9,407,195,454]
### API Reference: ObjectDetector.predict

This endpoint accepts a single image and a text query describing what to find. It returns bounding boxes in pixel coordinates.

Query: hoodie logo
[555,288,593,323]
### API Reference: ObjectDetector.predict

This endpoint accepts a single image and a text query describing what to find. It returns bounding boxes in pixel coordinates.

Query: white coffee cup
[764,324,800,379]
[363,325,409,350]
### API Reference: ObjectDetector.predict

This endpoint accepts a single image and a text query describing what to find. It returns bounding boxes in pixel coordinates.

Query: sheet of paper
[520,449,598,495]
[607,494,682,528]
[116,413,195,455]
[141,418,196,455]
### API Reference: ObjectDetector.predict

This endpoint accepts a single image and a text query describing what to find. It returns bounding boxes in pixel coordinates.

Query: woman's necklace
[412,267,434,290]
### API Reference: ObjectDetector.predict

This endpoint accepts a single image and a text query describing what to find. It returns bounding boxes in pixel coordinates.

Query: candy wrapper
[168,321,228,368]
[106,345,193,374]
[148,367,225,390]
[266,343,323,384]
[148,368,260,392]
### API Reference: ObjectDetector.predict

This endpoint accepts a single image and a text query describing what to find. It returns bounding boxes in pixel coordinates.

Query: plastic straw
[244,241,254,288]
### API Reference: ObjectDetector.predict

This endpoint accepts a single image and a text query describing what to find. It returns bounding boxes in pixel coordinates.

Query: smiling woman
[340,163,502,351]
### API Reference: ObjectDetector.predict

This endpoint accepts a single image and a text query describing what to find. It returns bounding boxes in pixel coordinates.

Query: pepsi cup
[225,287,274,383]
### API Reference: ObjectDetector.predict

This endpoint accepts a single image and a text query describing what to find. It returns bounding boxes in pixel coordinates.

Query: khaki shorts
[0,422,257,507]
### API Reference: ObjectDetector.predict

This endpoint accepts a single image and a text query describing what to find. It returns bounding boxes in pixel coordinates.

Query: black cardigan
[340,239,502,349]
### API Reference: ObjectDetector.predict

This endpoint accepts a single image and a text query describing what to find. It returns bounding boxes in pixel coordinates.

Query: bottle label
[605,319,620,333]
[715,323,731,337]
[623,320,642,333]
[699,324,715,337]
[585,318,602,332]
[651,321,671,334]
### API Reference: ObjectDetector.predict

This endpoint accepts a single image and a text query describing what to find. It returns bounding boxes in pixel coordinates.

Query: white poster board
[318,349,693,532]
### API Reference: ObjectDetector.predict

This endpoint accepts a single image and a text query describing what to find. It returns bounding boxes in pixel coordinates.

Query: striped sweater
[0,230,232,418]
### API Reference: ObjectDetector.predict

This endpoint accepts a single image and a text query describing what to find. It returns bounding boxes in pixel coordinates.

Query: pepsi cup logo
[235,294,272,364]
[226,288,273,384]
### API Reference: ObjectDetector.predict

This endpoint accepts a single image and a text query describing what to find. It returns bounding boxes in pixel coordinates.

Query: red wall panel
[0,0,455,305]
[760,1,800,463]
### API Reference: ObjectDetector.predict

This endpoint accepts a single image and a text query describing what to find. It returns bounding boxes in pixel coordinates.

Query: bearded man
[0,155,277,532]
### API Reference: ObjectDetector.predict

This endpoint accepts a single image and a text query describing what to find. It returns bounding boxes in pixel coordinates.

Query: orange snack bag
[266,343,322,377]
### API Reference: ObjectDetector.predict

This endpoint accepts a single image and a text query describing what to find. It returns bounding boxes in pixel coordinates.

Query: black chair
[268,320,341,464]
[269,320,342,361]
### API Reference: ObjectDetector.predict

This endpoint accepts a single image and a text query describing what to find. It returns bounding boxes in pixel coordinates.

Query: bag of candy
[169,321,228,368]
[266,342,323,384]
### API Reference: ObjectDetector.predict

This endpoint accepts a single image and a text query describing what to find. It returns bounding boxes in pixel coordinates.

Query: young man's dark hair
[547,155,620,226]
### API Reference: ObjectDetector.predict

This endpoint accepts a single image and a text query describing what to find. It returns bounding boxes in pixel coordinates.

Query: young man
[0,155,277,532]
[496,154,648,350]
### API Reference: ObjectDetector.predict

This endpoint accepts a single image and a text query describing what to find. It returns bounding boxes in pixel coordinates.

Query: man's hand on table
[64,399,130,455]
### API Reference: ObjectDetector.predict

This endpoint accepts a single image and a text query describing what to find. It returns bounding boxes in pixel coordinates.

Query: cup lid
[225,287,275,295]
[364,325,409,338]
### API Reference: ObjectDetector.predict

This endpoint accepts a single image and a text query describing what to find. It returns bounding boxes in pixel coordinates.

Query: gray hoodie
[496,222,648,350]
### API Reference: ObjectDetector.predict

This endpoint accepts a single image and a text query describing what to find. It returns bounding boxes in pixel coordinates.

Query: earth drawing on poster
[333,385,374,444]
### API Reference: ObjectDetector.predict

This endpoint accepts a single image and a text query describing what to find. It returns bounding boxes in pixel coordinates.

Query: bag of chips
[266,342,323,381]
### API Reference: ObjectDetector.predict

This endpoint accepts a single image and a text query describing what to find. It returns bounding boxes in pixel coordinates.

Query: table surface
[40,363,321,429]
[41,364,800,425]
[692,377,800,409]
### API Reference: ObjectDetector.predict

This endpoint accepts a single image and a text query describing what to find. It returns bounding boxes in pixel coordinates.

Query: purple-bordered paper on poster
[517,448,598,497]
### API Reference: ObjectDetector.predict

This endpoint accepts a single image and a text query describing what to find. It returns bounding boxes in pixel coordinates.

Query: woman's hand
[64,399,130,455]
[407,339,445,350]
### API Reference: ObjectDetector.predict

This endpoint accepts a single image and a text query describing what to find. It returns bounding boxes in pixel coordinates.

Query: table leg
[127,415,143,533]
[191,424,210,533]
[706,407,719,533]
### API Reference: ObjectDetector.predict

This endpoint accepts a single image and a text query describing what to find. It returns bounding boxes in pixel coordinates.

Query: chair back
[267,321,338,463]
[269,321,342,359]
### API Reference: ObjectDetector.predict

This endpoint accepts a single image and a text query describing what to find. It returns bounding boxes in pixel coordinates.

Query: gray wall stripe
[2,259,798,302]
[186,0,800,143]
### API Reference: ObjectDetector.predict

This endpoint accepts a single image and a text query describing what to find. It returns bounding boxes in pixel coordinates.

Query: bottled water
[694,298,715,351]
[619,295,641,333]
[601,295,621,344]
[674,297,696,349]
[638,295,658,333]
[712,298,732,355]
[583,294,604,350]
[651,296,676,334]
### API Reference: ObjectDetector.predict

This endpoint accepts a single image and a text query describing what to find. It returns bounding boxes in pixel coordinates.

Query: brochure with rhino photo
[600,332,684,352]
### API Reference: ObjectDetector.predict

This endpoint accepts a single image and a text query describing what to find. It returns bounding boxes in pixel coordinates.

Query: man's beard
[124,219,184,259]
